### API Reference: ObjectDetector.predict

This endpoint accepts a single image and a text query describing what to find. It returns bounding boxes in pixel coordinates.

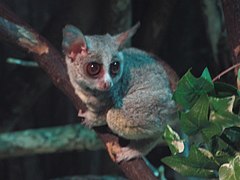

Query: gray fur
[63,25,177,162]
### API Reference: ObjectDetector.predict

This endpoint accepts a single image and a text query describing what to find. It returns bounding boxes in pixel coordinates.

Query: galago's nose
[103,81,112,90]
[98,80,113,91]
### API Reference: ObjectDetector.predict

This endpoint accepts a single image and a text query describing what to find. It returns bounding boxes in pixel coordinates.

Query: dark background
[0,0,232,179]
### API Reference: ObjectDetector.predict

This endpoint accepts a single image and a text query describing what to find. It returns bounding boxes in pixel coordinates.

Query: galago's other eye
[86,62,102,77]
[110,61,120,76]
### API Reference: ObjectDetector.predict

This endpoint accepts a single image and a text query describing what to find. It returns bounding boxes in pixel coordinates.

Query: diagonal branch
[0,3,157,180]
[0,4,82,109]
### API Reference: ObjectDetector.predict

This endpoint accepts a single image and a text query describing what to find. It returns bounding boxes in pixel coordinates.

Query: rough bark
[201,0,233,82]
[0,3,158,180]
[221,0,240,76]
[0,124,103,158]
[0,3,83,109]
[202,1,224,67]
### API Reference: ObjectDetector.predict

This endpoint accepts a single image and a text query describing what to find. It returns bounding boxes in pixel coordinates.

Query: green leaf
[180,94,209,135]
[210,96,235,113]
[223,128,240,150]
[173,70,214,110]
[214,150,233,165]
[163,125,184,155]
[219,155,240,180]
[162,146,219,178]
[214,82,240,97]
[187,146,219,169]
[162,156,217,178]
[201,96,240,139]
[201,67,213,84]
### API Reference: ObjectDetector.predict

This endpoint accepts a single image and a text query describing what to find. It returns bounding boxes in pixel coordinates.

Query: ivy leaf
[163,125,184,155]
[187,146,219,169]
[219,155,240,180]
[162,146,219,178]
[173,69,214,110]
[180,94,209,135]
[201,96,240,139]
[223,128,240,150]
[215,149,233,165]
[214,82,240,97]
[201,67,213,83]
[210,96,235,113]
[211,136,236,163]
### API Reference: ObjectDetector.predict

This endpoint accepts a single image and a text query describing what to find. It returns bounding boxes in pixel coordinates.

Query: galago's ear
[62,25,87,59]
[113,22,140,48]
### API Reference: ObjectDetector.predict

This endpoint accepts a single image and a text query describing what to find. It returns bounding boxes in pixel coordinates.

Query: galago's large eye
[86,62,102,77]
[110,61,120,76]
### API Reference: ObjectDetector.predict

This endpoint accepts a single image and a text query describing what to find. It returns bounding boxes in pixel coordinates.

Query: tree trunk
[221,0,240,77]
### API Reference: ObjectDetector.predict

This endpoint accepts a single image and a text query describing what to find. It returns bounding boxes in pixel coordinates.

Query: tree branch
[0,3,157,180]
[0,4,81,108]
[221,0,240,76]
[0,124,103,159]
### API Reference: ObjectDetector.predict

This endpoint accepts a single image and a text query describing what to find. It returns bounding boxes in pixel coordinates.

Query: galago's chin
[96,86,111,92]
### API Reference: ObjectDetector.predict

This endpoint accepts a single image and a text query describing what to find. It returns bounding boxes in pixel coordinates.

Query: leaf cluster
[162,68,240,179]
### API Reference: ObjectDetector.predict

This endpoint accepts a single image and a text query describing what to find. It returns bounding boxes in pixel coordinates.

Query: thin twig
[212,63,240,82]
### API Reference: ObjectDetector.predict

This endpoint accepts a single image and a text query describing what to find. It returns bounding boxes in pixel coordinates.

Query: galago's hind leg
[106,92,165,162]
